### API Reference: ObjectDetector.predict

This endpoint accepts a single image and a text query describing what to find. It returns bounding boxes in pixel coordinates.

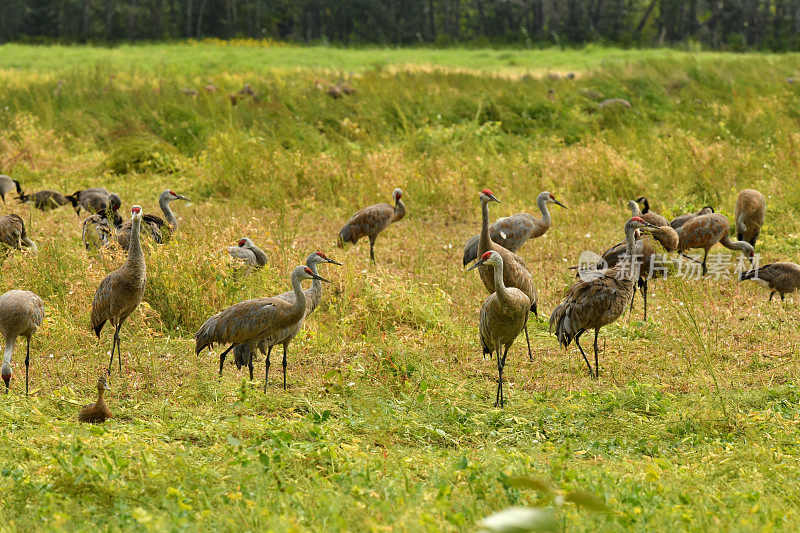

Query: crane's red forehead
[631,216,644,223]
[238,238,246,246]
[304,267,313,275]
[315,251,327,258]
[131,206,141,214]
[481,251,492,260]
[481,189,494,196]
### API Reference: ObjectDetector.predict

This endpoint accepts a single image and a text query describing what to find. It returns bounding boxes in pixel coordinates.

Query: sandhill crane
[677,213,754,276]
[0,290,44,396]
[0,214,37,252]
[670,206,714,230]
[550,217,655,378]
[735,189,766,246]
[593,225,679,320]
[462,191,567,266]
[739,262,800,301]
[91,205,147,375]
[228,237,268,269]
[473,189,537,360]
[69,188,110,215]
[467,251,530,408]
[78,376,112,423]
[116,190,190,250]
[82,193,124,250]
[230,251,341,386]
[338,188,405,262]
[17,189,75,211]
[195,265,330,391]
[0,175,22,202]
[632,197,669,227]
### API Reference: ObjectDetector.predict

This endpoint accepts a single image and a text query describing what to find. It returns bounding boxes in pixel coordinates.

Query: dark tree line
[3,0,800,50]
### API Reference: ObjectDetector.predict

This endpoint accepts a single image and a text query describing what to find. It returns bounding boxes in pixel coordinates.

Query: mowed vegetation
[1,43,800,530]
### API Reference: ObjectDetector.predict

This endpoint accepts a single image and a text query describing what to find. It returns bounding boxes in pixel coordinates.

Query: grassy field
[1,42,800,530]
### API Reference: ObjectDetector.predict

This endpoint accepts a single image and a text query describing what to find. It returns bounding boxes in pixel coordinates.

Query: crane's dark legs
[781,293,785,302]
[218,345,234,377]
[25,337,30,397]
[642,279,648,321]
[106,325,117,375]
[263,346,273,392]
[369,237,376,263]
[495,347,507,408]
[593,329,600,379]
[574,329,595,378]
[702,249,708,276]
[282,344,288,390]
[769,291,775,301]
[248,351,254,381]
[524,321,532,362]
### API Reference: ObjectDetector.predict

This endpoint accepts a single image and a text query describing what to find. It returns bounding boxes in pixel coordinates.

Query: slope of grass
[0,44,800,530]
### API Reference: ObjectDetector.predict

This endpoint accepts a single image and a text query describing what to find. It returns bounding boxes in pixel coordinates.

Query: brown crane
[468,251,530,408]
[228,237,268,269]
[195,265,330,391]
[550,217,655,378]
[670,206,714,230]
[462,191,567,266]
[0,290,44,396]
[473,189,537,360]
[230,251,341,387]
[631,197,669,227]
[17,189,76,211]
[338,188,405,262]
[78,376,112,423]
[677,213,754,276]
[0,175,22,203]
[91,205,147,375]
[735,189,766,246]
[0,214,37,253]
[116,190,190,250]
[739,262,800,301]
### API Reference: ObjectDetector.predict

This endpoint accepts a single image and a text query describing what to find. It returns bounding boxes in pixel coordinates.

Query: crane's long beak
[104,384,112,391]
[489,195,500,204]
[467,257,487,272]
[178,195,192,202]
[327,258,343,266]
[312,273,332,283]
[554,199,567,209]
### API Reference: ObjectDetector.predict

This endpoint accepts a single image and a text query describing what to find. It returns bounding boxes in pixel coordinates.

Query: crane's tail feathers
[462,234,480,266]
[549,303,578,349]
[739,268,762,282]
[233,344,252,369]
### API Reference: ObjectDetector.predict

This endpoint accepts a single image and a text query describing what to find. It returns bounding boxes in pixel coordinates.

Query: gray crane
[91,205,147,375]
[338,188,405,262]
[735,189,766,247]
[116,190,190,250]
[195,265,330,391]
[69,188,111,216]
[467,251,530,408]
[677,213,754,275]
[230,251,341,388]
[739,262,800,301]
[463,191,567,266]
[228,237,268,269]
[0,214,37,252]
[550,217,656,379]
[473,189,537,361]
[0,175,22,203]
[0,290,44,396]
[18,189,76,211]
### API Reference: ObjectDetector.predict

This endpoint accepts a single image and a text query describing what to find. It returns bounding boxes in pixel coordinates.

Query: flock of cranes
[0,173,795,414]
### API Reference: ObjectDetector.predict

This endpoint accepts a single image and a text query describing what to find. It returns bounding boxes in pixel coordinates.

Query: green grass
[1,43,800,530]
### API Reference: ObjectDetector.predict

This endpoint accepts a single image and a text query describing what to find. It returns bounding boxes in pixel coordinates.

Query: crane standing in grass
[473,189,537,360]
[739,262,800,301]
[735,189,766,247]
[468,251,530,408]
[677,213,754,276]
[0,290,44,396]
[195,265,331,391]
[338,188,405,262]
[116,190,191,250]
[550,217,656,379]
[91,205,147,375]
[462,191,567,266]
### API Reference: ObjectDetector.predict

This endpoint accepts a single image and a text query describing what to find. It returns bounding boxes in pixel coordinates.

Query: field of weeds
[1,43,800,530]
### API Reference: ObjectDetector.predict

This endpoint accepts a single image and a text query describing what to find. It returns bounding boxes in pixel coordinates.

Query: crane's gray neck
[537,195,551,226]
[127,216,145,269]
[628,201,641,217]
[250,245,268,266]
[393,199,406,222]
[490,258,511,304]
[2,340,15,373]
[720,235,752,254]
[306,260,322,302]
[480,199,491,247]
[159,195,178,231]
[290,272,308,311]
[624,223,637,257]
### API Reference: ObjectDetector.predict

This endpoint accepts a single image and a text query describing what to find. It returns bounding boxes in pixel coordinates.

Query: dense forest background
[3,0,800,50]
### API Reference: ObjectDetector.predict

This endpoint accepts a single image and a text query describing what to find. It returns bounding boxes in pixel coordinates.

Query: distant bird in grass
[735,189,766,247]
[116,190,190,250]
[18,189,75,211]
[228,237,268,270]
[550,217,656,379]
[669,206,714,230]
[82,193,124,250]
[631,197,669,227]
[195,265,331,391]
[677,213,754,276]
[91,205,147,375]
[0,175,22,203]
[468,251,530,408]
[0,214,37,252]
[0,290,44,396]
[230,251,341,387]
[473,189,537,361]
[78,376,112,423]
[70,188,115,216]
[462,191,567,266]
[338,188,405,262]
[739,262,800,302]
